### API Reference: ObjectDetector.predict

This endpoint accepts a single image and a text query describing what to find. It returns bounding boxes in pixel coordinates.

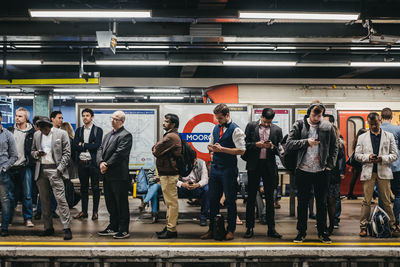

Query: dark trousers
[103,179,130,233]
[209,164,238,233]
[348,167,361,196]
[78,162,100,214]
[178,184,209,220]
[295,169,329,235]
[246,160,276,230]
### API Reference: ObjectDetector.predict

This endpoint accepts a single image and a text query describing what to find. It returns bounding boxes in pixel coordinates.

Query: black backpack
[63,179,81,209]
[175,134,197,177]
[213,214,227,241]
[281,120,304,172]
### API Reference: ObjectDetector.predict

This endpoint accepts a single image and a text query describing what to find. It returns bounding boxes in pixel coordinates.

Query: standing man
[286,101,338,244]
[243,108,282,239]
[73,108,103,220]
[152,113,182,239]
[201,104,246,241]
[380,108,400,231]
[50,111,63,129]
[355,112,399,237]
[31,117,72,240]
[8,107,35,227]
[0,112,18,236]
[97,111,132,239]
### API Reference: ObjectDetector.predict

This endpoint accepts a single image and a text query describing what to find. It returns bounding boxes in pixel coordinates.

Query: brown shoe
[225,232,234,240]
[200,230,213,240]
[359,229,368,237]
[73,212,88,219]
[92,213,98,221]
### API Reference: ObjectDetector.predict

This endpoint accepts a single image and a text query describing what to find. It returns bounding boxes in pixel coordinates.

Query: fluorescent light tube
[75,96,115,99]
[150,96,184,100]
[239,11,359,21]
[29,10,151,18]
[350,62,400,67]
[54,89,101,93]
[8,95,34,99]
[223,61,297,66]
[116,45,170,49]
[134,89,181,93]
[96,60,169,65]
[226,46,275,50]
[0,89,21,92]
[350,47,386,50]
[2,60,42,65]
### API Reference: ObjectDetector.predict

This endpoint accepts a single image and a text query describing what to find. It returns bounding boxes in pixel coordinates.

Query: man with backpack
[73,108,103,221]
[200,104,246,241]
[286,101,338,244]
[355,112,399,237]
[152,113,182,239]
[242,108,283,239]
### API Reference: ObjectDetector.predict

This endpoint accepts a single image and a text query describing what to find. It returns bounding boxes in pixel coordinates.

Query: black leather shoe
[40,228,55,236]
[156,227,167,236]
[157,230,178,239]
[267,230,282,239]
[34,212,41,220]
[243,228,254,238]
[64,228,72,240]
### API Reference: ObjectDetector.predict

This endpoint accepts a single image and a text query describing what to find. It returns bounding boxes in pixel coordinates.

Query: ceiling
[2,0,400,81]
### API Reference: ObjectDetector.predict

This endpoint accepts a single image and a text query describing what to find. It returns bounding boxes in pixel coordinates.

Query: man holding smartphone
[242,108,283,239]
[177,157,209,226]
[355,112,399,237]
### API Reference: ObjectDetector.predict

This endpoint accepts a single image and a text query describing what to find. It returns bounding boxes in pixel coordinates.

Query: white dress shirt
[208,119,246,151]
[79,123,92,161]
[41,128,55,164]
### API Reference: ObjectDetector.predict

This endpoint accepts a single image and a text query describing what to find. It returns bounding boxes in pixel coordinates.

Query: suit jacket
[243,120,283,171]
[96,126,132,181]
[31,128,71,180]
[355,129,399,181]
[73,124,103,165]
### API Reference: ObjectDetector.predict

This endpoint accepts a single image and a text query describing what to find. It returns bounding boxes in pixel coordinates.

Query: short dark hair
[324,114,335,124]
[50,110,62,119]
[368,112,380,121]
[0,111,2,117]
[33,115,41,126]
[213,104,230,116]
[261,108,275,120]
[381,108,392,120]
[311,105,324,115]
[165,113,179,128]
[82,108,94,117]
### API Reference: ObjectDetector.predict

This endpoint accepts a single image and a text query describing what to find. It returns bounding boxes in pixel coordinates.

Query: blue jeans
[391,171,400,226]
[178,184,209,220]
[0,172,12,230]
[143,183,161,213]
[9,167,33,222]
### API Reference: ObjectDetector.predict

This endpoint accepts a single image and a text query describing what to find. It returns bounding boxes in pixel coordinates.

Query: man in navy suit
[73,108,103,221]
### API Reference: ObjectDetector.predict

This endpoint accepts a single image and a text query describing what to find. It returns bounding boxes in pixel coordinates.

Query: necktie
[219,125,224,139]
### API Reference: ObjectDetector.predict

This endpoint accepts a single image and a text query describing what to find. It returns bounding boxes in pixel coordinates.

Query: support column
[33,91,53,117]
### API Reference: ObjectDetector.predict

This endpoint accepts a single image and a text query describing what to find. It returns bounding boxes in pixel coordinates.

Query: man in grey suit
[97,110,133,239]
[31,117,72,240]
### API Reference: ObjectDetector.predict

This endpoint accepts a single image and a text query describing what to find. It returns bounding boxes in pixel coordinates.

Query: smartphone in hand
[38,150,46,156]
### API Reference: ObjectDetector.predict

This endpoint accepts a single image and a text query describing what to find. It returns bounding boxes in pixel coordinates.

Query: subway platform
[1,197,400,267]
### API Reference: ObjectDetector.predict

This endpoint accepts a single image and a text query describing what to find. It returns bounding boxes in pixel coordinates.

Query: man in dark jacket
[152,113,182,239]
[8,107,35,227]
[97,110,132,239]
[73,108,103,221]
[243,108,282,239]
[287,101,338,244]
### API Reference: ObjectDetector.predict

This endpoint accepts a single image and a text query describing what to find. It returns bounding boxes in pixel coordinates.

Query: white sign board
[89,109,157,169]
[162,104,250,171]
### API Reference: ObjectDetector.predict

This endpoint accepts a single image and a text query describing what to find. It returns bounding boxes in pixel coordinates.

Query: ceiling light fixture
[54,89,101,93]
[150,96,184,100]
[223,60,297,66]
[239,11,359,21]
[134,89,181,93]
[8,95,34,99]
[1,60,42,65]
[0,89,21,92]
[96,60,169,66]
[350,62,400,67]
[29,9,151,18]
[75,96,115,99]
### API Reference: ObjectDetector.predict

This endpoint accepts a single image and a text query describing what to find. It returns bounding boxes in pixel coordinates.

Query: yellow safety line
[0,241,400,246]
[0,78,99,85]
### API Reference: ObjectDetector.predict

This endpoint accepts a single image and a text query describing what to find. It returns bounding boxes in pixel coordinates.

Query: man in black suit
[73,108,103,221]
[97,110,133,239]
[243,108,282,239]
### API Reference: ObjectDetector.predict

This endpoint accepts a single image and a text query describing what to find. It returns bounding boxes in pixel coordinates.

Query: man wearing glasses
[97,111,133,239]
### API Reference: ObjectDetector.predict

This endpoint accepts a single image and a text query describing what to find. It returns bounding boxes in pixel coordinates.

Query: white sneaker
[24,220,35,227]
